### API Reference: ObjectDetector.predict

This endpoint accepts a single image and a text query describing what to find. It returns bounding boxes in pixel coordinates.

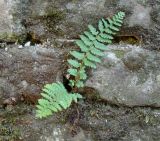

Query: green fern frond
[36,82,82,118]
[67,11,125,88]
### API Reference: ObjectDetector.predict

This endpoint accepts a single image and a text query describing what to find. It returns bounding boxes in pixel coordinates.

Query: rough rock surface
[0,0,159,50]
[86,44,160,107]
[1,101,160,141]
[0,0,160,141]
[0,45,66,104]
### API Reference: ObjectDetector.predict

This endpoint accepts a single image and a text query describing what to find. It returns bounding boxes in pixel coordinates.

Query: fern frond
[36,11,125,119]
[36,82,82,118]
[67,11,125,88]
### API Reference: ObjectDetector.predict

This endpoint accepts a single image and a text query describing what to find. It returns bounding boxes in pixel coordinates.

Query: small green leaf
[59,100,68,109]
[80,35,92,46]
[96,36,107,43]
[83,58,96,68]
[41,93,52,101]
[75,40,89,52]
[109,25,119,31]
[70,51,84,60]
[104,28,116,35]
[69,80,75,87]
[79,69,87,80]
[118,11,125,17]
[67,68,78,76]
[84,31,96,41]
[100,33,113,39]
[91,47,104,56]
[76,80,84,88]
[98,20,104,32]
[49,105,58,112]
[71,93,83,102]
[87,52,101,63]
[112,16,122,26]
[101,18,108,28]
[107,18,113,24]
[52,103,62,111]
[93,40,107,50]
[88,25,99,35]
[68,59,80,68]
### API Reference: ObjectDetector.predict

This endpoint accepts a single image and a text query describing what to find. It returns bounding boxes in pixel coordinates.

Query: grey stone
[0,0,12,34]
[86,45,160,107]
[0,45,65,99]
[0,78,16,98]
[0,0,159,50]
[129,4,151,28]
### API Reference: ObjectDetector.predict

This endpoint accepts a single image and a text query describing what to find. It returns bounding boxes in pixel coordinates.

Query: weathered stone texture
[86,45,160,107]
[0,0,159,49]
[0,45,65,102]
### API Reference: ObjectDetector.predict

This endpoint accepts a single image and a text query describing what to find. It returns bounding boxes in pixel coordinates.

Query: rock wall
[0,0,159,49]
[0,1,160,141]
[0,45,66,104]
[86,45,160,107]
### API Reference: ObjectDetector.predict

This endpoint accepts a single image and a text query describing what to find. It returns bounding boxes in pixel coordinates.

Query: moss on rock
[0,32,27,44]
[42,7,66,35]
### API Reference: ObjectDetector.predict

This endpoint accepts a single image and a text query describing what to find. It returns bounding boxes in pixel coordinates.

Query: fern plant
[36,11,125,118]
[67,11,125,88]
[36,82,82,118]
